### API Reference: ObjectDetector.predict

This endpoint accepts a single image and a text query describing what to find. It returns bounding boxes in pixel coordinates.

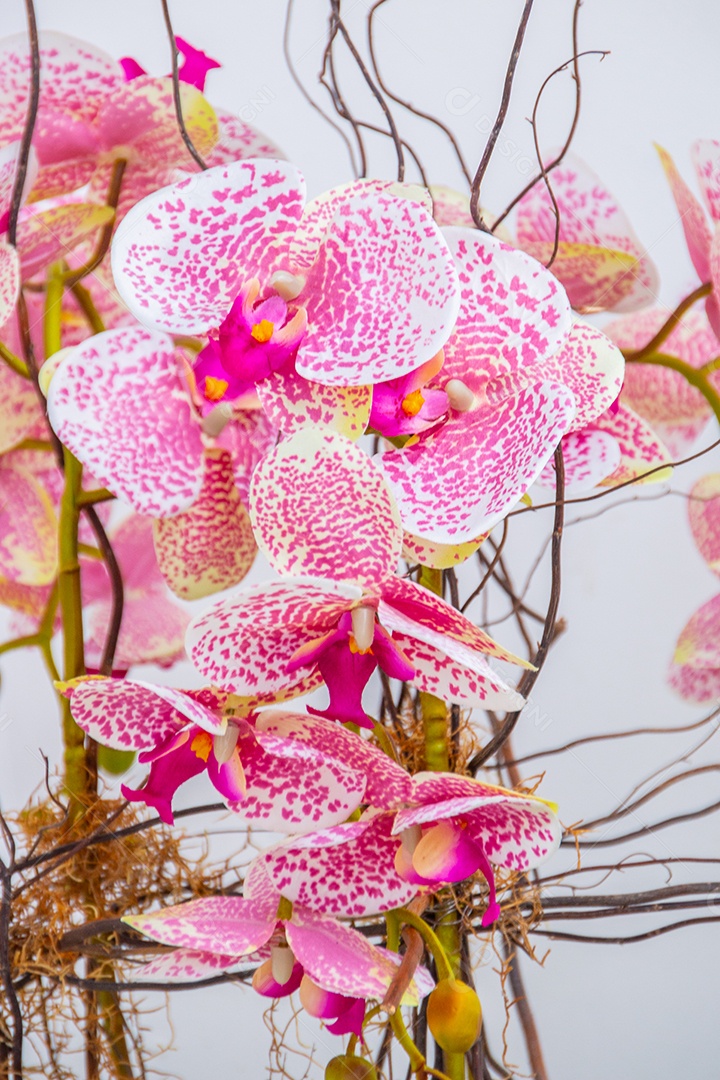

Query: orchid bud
[325,1056,378,1080]
[427,977,482,1053]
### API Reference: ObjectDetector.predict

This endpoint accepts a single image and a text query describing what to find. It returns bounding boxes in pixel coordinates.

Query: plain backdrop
[1,1,720,1077]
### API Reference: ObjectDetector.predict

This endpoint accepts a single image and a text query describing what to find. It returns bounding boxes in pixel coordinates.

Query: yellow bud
[427,977,482,1054]
[325,1056,378,1080]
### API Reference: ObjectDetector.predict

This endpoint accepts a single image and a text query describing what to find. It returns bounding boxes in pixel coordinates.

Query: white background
[1,1,720,1077]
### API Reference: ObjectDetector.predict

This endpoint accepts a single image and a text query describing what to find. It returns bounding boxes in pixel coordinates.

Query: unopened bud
[325,1056,378,1080]
[427,977,482,1053]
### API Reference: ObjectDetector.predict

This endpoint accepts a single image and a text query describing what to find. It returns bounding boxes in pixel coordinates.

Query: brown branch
[382,928,424,1015]
[160,0,208,169]
[8,0,40,247]
[82,507,124,677]
[502,939,548,1080]
[62,159,126,288]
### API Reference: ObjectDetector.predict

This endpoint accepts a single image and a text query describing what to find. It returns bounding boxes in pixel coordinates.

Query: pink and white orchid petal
[186,578,362,702]
[378,382,575,543]
[0,243,21,325]
[263,813,417,917]
[0,460,56,585]
[17,203,114,281]
[296,192,459,386]
[594,403,672,487]
[47,326,206,516]
[400,771,534,807]
[123,896,277,955]
[153,448,256,599]
[392,632,525,712]
[256,710,413,809]
[60,678,225,751]
[537,428,622,493]
[213,407,277,504]
[205,108,286,168]
[692,140,720,224]
[235,731,367,833]
[412,819,486,883]
[440,228,572,391]
[289,179,433,270]
[0,364,39,453]
[243,856,282,908]
[535,320,624,431]
[84,590,190,673]
[669,594,720,702]
[428,185,512,240]
[379,575,529,667]
[83,515,165,598]
[518,240,641,314]
[111,159,306,335]
[97,75,218,169]
[516,154,659,311]
[256,367,371,440]
[687,475,720,576]
[402,530,487,570]
[463,800,562,871]
[0,32,123,148]
[249,430,401,587]
[131,947,248,984]
[656,144,713,281]
[287,908,409,1002]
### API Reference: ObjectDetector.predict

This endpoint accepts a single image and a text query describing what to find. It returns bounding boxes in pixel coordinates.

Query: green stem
[58,448,87,811]
[44,262,64,358]
[390,909,454,981]
[625,349,720,426]
[623,282,711,361]
[0,339,29,378]
[77,488,116,507]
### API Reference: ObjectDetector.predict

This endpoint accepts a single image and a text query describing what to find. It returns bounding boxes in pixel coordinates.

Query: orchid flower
[376,228,625,542]
[258,774,560,926]
[120,37,221,93]
[607,306,720,457]
[669,474,720,701]
[515,153,659,313]
[108,159,459,438]
[122,860,432,1037]
[63,676,408,828]
[46,326,275,598]
[0,32,218,217]
[188,429,529,728]
[656,140,720,339]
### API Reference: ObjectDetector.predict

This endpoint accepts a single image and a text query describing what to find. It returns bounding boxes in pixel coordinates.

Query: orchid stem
[0,339,29,378]
[624,349,720,426]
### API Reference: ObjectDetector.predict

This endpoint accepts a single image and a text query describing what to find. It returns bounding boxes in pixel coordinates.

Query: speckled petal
[688,474,720,574]
[206,109,286,167]
[377,384,575,543]
[594,403,672,487]
[0,460,56,584]
[402,530,487,570]
[518,240,640,313]
[668,594,720,702]
[256,710,413,809]
[256,367,371,440]
[516,154,659,311]
[153,448,256,599]
[0,363,39,453]
[237,730,366,833]
[296,191,459,386]
[656,144,712,281]
[123,896,277,954]
[83,592,190,672]
[379,575,528,667]
[692,140,720,224]
[0,243,21,325]
[537,428,622,492]
[130,947,248,983]
[186,578,361,703]
[17,203,114,281]
[287,908,413,1002]
[392,632,525,711]
[263,813,417,917]
[213,408,277,504]
[111,159,306,335]
[0,32,123,148]
[47,326,206,516]
[535,320,624,431]
[289,179,432,270]
[249,430,402,587]
[61,677,225,751]
[440,228,571,391]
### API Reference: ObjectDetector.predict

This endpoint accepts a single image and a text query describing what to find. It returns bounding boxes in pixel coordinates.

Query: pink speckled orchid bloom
[63,677,404,829]
[187,430,528,728]
[376,228,625,542]
[669,474,720,701]
[109,160,459,437]
[46,326,275,598]
[515,154,659,313]
[656,141,720,339]
[123,860,432,1035]
[260,775,560,927]
[0,32,218,217]
[120,36,221,93]
[607,306,720,457]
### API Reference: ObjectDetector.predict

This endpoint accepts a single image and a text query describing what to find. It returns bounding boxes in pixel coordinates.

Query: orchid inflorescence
[0,13,718,1080]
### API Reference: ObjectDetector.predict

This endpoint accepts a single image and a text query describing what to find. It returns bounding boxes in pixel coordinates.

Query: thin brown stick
[502,940,548,1080]
[160,0,208,169]
[8,0,40,247]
